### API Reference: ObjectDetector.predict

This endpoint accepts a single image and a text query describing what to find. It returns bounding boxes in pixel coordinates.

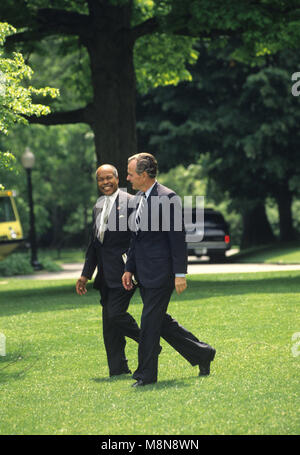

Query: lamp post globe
[21,147,35,169]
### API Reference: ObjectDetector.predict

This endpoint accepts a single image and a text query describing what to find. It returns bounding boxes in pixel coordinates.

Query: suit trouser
[133,285,214,384]
[99,284,140,375]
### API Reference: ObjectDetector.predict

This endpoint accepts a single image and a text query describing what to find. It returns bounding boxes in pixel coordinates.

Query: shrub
[0,252,62,276]
[0,253,34,276]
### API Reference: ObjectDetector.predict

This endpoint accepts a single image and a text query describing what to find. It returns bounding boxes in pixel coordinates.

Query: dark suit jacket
[82,190,133,289]
[125,182,187,288]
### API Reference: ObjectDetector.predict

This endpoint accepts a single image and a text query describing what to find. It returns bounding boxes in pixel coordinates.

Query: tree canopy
[0,21,58,186]
[2,0,300,184]
[136,41,300,245]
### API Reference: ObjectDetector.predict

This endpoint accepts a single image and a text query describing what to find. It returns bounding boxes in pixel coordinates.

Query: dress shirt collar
[144,180,157,199]
[104,188,120,206]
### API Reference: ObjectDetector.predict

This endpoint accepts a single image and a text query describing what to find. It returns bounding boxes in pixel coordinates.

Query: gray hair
[128,153,158,178]
[95,164,118,178]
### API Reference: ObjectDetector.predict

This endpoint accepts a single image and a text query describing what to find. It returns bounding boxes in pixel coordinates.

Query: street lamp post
[21,147,42,270]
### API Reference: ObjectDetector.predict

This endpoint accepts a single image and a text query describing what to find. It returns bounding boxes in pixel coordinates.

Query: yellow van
[0,190,23,260]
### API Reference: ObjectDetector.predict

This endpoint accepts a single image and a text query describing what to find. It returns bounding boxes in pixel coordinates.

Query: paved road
[10,258,300,280]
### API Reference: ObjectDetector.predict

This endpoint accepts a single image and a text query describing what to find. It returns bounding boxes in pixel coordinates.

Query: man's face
[96,167,119,196]
[127,159,144,191]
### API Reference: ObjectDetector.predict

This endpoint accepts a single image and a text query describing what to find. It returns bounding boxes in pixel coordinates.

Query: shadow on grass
[91,375,133,383]
[131,378,197,390]
[1,273,300,317]
[91,376,193,390]
[0,353,40,384]
[228,241,300,263]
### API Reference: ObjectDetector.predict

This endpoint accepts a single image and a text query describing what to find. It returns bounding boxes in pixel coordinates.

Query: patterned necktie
[99,197,110,243]
[135,193,146,234]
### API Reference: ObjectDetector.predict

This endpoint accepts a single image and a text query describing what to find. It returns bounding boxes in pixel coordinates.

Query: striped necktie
[135,193,146,234]
[99,197,110,243]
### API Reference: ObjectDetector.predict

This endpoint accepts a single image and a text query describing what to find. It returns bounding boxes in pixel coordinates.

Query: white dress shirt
[98,188,120,241]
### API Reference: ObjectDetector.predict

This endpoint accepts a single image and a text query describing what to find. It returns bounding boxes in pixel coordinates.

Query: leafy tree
[0,21,58,185]
[136,42,300,246]
[1,0,299,185]
[158,163,243,244]
[0,122,96,248]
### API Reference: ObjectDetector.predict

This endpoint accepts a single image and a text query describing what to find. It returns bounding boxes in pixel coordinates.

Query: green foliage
[0,150,15,179]
[137,42,300,234]
[0,122,97,246]
[0,22,59,175]
[2,0,300,110]
[159,163,206,199]
[132,0,199,92]
[1,0,300,246]
[135,33,198,93]
[38,256,62,272]
[0,23,59,134]
[0,252,34,276]
[28,36,92,111]
[0,251,62,276]
[158,163,243,244]
[292,200,300,235]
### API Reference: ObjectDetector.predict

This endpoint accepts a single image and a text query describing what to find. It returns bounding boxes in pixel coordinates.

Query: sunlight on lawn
[0,272,299,435]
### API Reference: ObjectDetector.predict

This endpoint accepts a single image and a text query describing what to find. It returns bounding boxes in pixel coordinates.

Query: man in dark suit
[122,153,216,387]
[76,164,140,377]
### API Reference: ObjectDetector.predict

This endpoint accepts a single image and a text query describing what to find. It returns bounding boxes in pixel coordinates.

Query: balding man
[76,165,140,377]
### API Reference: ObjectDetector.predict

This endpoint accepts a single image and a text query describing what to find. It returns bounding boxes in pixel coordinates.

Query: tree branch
[131,15,242,42]
[26,105,94,126]
[6,8,91,46]
[37,8,90,36]
[131,17,159,40]
[177,27,243,39]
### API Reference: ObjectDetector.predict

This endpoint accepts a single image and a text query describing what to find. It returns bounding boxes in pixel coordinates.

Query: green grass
[0,272,299,435]
[231,242,300,264]
[39,248,86,264]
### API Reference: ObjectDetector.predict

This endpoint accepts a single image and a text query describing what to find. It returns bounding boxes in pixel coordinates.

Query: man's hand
[175,276,187,295]
[122,271,134,291]
[76,276,88,295]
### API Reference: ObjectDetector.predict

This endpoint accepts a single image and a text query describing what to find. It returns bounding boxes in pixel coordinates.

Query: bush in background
[0,252,61,276]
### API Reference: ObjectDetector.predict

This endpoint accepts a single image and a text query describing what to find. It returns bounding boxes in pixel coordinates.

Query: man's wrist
[78,276,88,283]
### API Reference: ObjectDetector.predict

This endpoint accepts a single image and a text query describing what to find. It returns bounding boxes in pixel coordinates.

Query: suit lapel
[137,182,158,238]
[106,191,129,237]
[117,190,127,216]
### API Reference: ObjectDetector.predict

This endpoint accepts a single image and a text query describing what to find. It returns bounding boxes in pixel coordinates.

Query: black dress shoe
[110,368,132,377]
[199,348,216,376]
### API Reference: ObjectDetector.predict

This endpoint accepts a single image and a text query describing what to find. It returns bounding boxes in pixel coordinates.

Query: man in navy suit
[76,164,140,377]
[122,153,216,386]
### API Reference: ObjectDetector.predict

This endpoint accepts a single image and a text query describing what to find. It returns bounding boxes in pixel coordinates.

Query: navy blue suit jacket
[82,190,133,289]
[125,182,187,288]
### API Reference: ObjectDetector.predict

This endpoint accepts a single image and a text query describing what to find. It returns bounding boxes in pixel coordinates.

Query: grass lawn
[0,271,299,435]
[39,248,86,265]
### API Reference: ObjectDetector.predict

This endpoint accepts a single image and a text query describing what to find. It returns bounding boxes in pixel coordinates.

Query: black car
[184,208,230,262]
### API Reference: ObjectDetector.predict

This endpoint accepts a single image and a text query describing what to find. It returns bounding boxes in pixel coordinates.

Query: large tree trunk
[241,201,276,248]
[275,186,296,242]
[84,4,137,189]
